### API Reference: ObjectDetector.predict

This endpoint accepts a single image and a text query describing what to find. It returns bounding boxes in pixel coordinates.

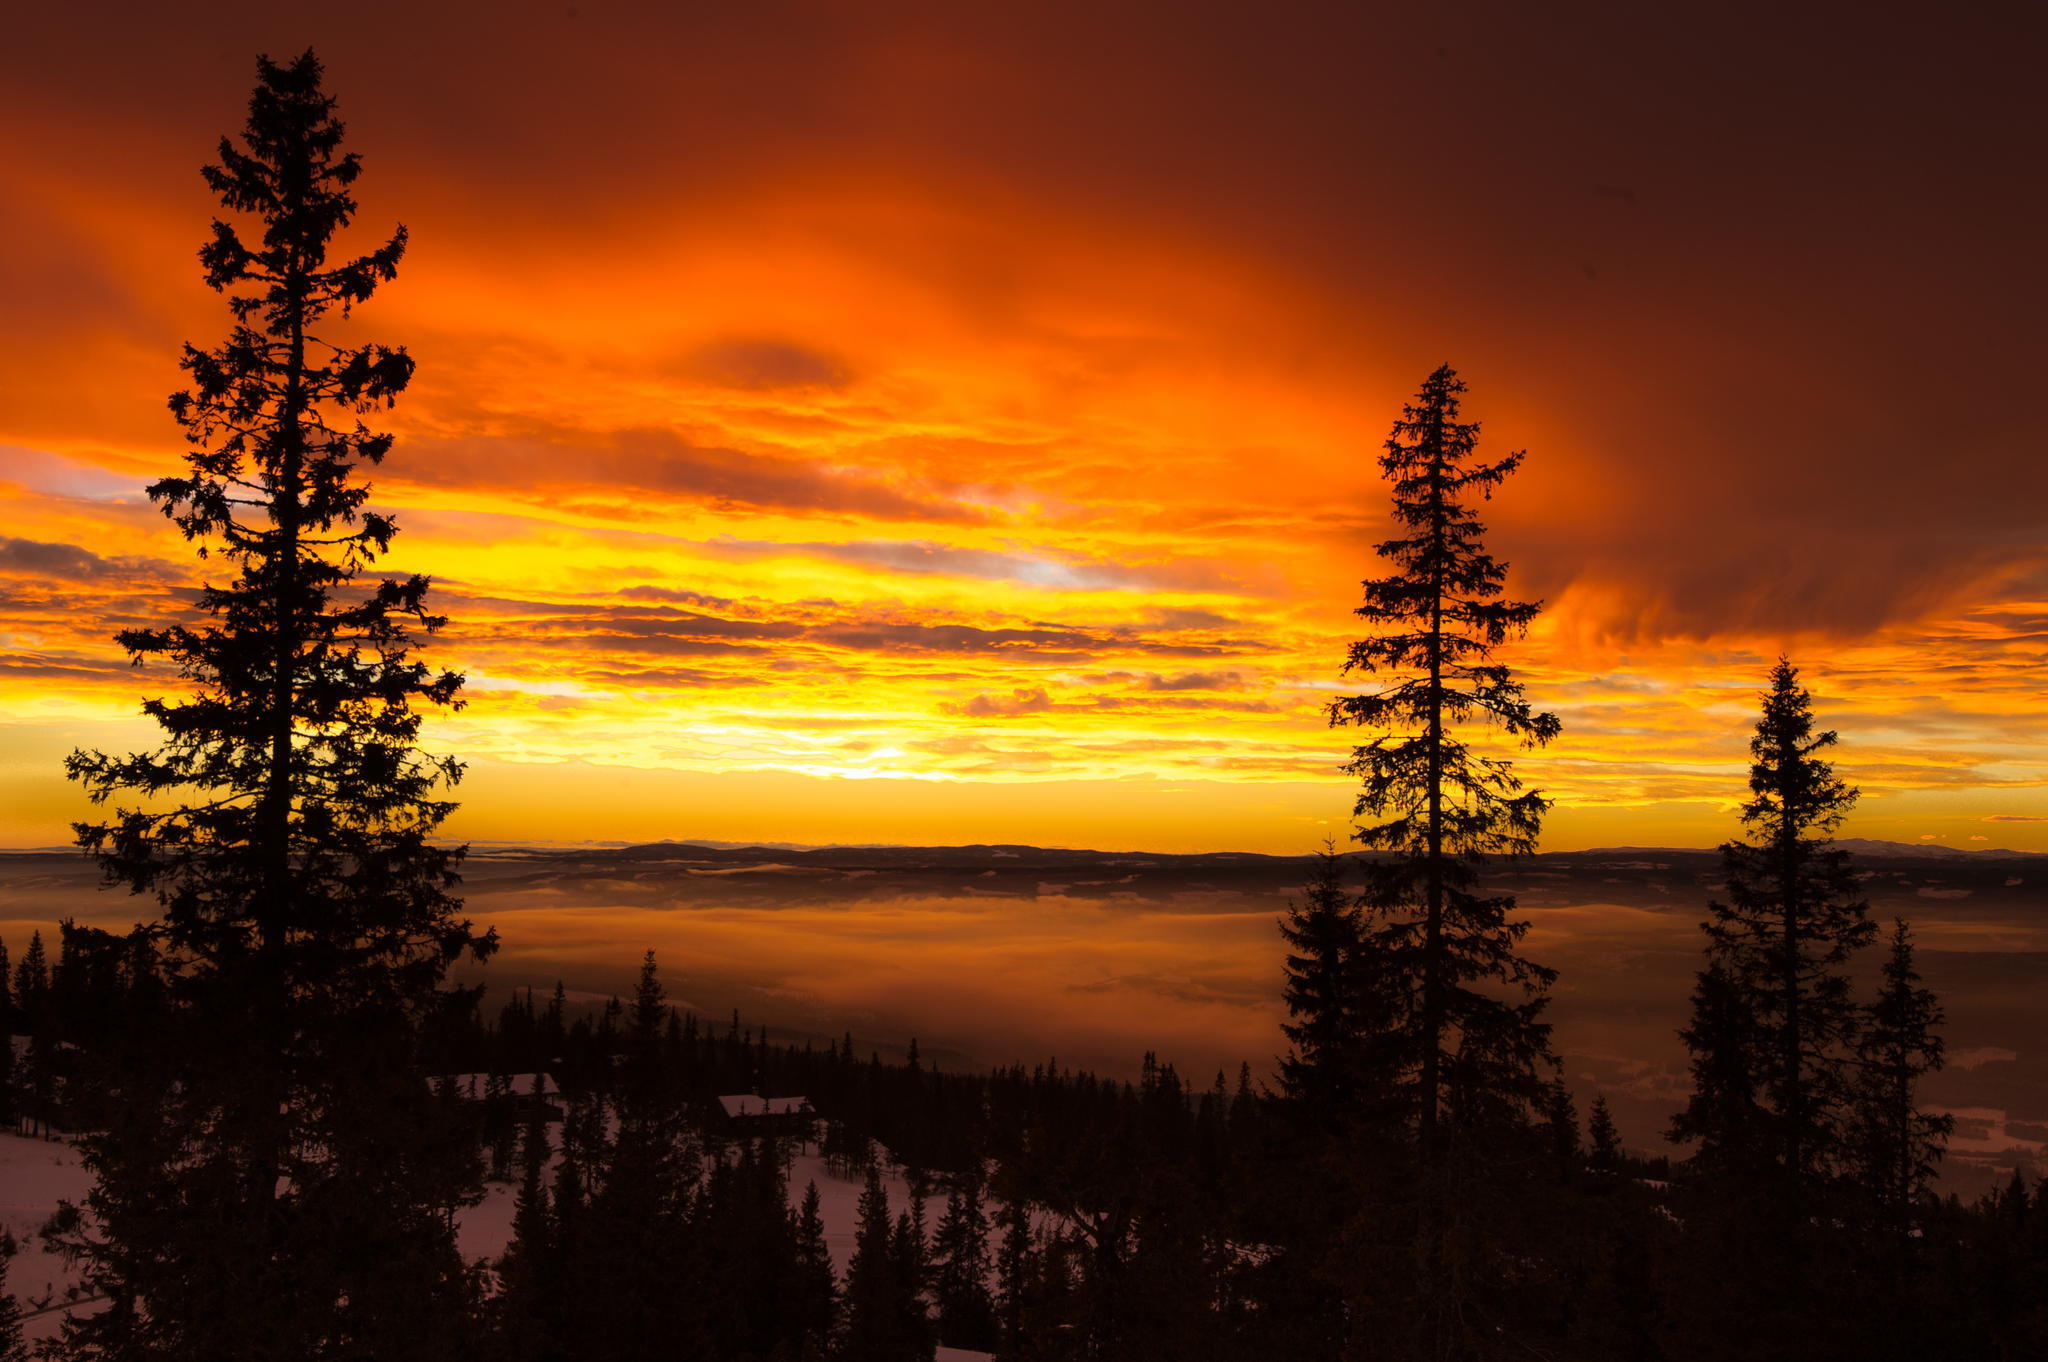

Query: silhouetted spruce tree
[840,1165,903,1361]
[495,1075,559,1362]
[1545,1081,1581,1179]
[1277,844,1385,1131]
[1327,367,1561,1358]
[1852,919,1951,1227]
[0,940,12,1131]
[1327,364,1562,1157]
[793,1180,839,1356]
[12,933,46,1011]
[933,1175,998,1351]
[894,1189,937,1361]
[1671,660,1874,1207]
[55,51,493,1360]
[547,1087,600,1341]
[1586,1093,1621,1172]
[996,1198,1032,1348]
[1669,961,1765,1180]
[578,955,694,1361]
[20,980,54,1139]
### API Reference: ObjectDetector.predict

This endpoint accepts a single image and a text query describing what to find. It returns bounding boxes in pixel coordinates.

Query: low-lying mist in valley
[4,839,2041,1195]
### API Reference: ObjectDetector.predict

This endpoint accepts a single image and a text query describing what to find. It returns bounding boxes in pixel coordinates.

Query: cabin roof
[716,1093,811,1119]
[428,1072,560,1099]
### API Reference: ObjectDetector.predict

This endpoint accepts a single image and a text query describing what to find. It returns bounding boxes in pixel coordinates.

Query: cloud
[615,585,740,609]
[0,537,174,582]
[578,667,771,691]
[700,536,1239,593]
[7,6,2048,855]
[1143,608,1238,631]
[1982,815,2048,823]
[1139,670,1244,691]
[953,687,1054,718]
[395,426,971,524]
[683,338,850,391]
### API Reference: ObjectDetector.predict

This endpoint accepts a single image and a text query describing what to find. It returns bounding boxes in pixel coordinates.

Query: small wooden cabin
[715,1093,815,1139]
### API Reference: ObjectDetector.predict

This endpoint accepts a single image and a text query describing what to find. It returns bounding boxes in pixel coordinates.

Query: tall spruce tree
[893,1190,937,1362]
[1671,660,1875,1204]
[841,1164,904,1361]
[1326,364,1561,1154]
[579,954,694,1362]
[1325,366,1561,1359]
[1277,844,1382,1130]
[1852,919,1951,1226]
[996,1198,1032,1350]
[495,1075,559,1362]
[932,1175,998,1351]
[1586,1093,1622,1172]
[1669,961,1765,1178]
[793,1180,839,1356]
[12,933,47,1011]
[56,51,493,1360]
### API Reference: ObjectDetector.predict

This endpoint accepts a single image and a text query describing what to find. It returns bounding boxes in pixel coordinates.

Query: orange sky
[3,2,2046,853]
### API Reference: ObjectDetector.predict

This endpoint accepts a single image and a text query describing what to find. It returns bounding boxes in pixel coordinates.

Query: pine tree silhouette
[840,1164,902,1361]
[793,1180,839,1357]
[893,1188,937,1361]
[579,954,694,1362]
[1323,364,1564,1357]
[932,1174,998,1351]
[1586,1093,1622,1172]
[996,1198,1032,1350]
[1670,961,1765,1177]
[1327,364,1562,1157]
[12,933,46,1010]
[496,1074,559,1362]
[1672,660,1875,1206]
[54,50,492,1359]
[1852,919,1951,1227]
[0,939,14,1132]
[1277,843,1388,1131]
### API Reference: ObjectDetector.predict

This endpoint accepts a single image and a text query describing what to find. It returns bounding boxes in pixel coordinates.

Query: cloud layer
[2,4,2046,849]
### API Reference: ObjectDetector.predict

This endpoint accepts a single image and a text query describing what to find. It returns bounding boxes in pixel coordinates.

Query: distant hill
[503,836,2044,871]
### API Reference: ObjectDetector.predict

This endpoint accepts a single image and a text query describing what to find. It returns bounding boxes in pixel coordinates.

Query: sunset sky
[3,2,2044,853]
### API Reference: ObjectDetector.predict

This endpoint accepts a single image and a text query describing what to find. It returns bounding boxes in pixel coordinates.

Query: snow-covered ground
[0,1130,96,1342]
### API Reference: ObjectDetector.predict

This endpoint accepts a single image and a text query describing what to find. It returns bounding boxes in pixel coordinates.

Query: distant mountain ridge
[7,836,2036,868]
[1573,838,2045,862]
[461,836,2046,871]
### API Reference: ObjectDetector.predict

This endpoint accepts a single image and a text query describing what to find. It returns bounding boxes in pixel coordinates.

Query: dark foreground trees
[1666,662,1966,1359]
[20,47,2042,1362]
[57,51,493,1360]
[9,893,2046,1361]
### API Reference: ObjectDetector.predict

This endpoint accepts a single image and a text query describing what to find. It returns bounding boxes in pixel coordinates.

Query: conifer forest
[2,33,2046,1362]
